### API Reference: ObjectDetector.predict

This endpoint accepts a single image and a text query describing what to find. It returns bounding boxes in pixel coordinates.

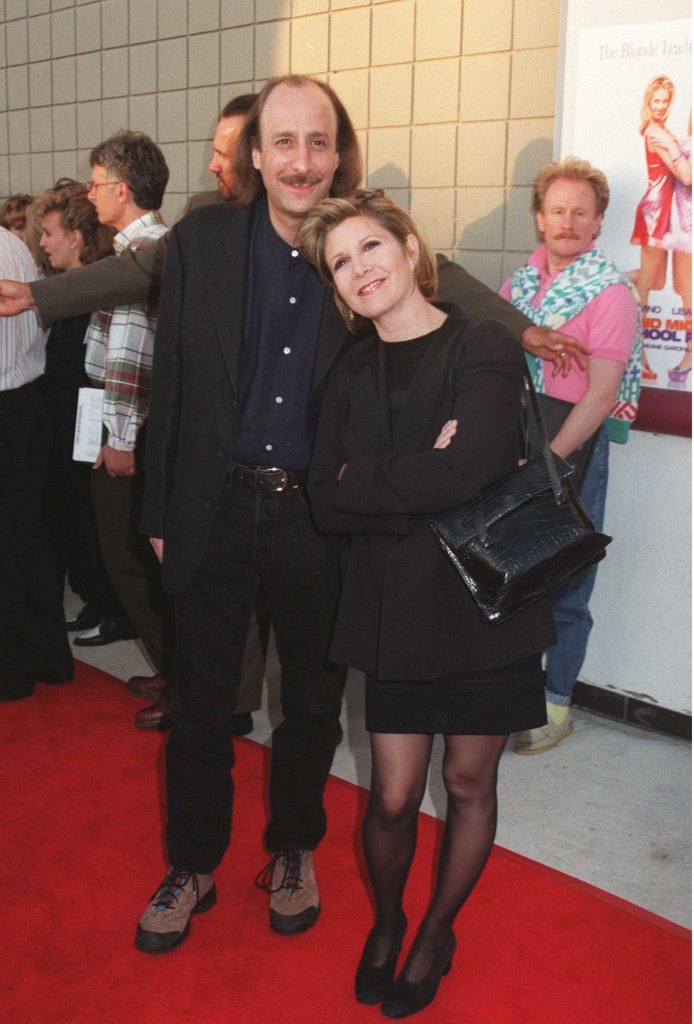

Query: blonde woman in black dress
[299,191,554,1019]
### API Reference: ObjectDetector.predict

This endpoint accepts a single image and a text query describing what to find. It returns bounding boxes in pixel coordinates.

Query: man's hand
[0,280,34,316]
[434,419,458,449]
[93,443,137,478]
[521,325,592,377]
[150,537,164,563]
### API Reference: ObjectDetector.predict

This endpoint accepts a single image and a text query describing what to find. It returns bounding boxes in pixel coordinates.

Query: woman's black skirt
[365,654,546,735]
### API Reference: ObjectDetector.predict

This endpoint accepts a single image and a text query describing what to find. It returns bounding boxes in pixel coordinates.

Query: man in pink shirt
[500,157,640,754]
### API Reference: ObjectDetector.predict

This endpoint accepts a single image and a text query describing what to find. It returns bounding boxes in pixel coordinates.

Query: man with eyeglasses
[76,131,172,689]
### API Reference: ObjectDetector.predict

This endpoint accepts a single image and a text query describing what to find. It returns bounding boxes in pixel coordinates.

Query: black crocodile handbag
[429,376,612,624]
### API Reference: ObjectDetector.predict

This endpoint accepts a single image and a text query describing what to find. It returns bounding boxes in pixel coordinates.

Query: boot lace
[151,868,196,911]
[254,849,304,894]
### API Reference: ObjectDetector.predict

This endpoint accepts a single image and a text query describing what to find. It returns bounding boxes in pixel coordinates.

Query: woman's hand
[434,419,457,449]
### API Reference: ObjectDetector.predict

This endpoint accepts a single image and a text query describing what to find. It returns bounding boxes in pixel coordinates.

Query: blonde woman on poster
[656,118,691,383]
[630,75,691,381]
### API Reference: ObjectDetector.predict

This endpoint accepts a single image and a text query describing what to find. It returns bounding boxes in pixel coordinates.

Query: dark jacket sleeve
[30,236,167,326]
[336,322,525,516]
[435,253,532,337]
[308,363,411,536]
[139,227,184,539]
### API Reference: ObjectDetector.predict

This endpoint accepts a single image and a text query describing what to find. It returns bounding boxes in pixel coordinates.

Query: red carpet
[1,662,690,1024]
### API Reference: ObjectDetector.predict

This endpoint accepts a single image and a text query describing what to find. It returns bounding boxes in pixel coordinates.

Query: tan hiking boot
[135,867,216,953]
[255,849,320,935]
[514,717,574,755]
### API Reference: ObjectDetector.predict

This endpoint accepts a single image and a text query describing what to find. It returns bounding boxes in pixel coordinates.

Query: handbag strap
[523,373,565,503]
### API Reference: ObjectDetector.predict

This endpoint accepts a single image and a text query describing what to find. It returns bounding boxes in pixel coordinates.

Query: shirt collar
[114,210,165,252]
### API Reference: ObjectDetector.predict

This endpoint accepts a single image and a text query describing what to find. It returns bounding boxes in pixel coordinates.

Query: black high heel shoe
[355,912,408,1005]
[381,933,456,1019]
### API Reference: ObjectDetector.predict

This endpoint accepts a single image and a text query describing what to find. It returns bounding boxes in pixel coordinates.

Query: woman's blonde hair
[297,188,437,333]
[639,75,675,135]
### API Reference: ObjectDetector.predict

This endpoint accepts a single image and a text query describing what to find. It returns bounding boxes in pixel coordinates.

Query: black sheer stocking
[361,731,508,979]
[401,733,508,982]
[360,733,433,967]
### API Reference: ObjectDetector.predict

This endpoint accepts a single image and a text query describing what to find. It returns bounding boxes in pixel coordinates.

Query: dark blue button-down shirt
[234,198,325,471]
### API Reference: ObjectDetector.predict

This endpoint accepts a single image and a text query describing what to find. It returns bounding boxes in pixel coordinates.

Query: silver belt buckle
[265,467,289,492]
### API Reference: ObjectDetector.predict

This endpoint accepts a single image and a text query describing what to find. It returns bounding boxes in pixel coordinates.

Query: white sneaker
[513,717,573,755]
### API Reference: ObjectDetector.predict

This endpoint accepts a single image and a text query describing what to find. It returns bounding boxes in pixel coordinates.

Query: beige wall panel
[329,68,369,130]
[411,123,456,187]
[459,52,510,122]
[415,0,462,61]
[291,13,329,75]
[7,65,28,108]
[102,0,128,49]
[129,43,157,97]
[504,184,537,251]
[462,0,512,54]
[29,60,51,105]
[510,48,557,118]
[189,32,221,89]
[50,9,75,60]
[413,58,459,125]
[457,186,505,249]
[76,6,100,53]
[367,125,410,189]
[513,0,561,49]
[293,0,330,16]
[410,186,456,250]
[128,93,157,139]
[371,1,415,67]
[255,19,291,80]
[221,0,255,30]
[220,27,255,85]
[28,18,50,66]
[129,0,157,44]
[370,64,412,128]
[158,38,188,93]
[157,0,188,38]
[189,1,220,36]
[330,8,371,72]
[457,120,506,186]
[506,117,554,185]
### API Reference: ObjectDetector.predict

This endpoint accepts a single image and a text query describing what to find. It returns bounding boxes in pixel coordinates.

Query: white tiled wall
[0,0,561,287]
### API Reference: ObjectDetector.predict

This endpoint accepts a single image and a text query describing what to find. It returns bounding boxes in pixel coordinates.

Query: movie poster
[560,3,691,432]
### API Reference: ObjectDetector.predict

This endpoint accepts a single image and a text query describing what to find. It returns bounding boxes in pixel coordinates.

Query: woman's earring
[348,309,355,321]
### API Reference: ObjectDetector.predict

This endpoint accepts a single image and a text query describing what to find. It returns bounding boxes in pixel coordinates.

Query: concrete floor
[67,594,691,930]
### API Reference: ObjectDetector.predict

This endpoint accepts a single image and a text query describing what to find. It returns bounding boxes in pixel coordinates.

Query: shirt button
[283,347,291,355]
[265,444,273,452]
[289,296,297,304]
[275,396,283,404]
[216,448,225,459]
[291,249,299,257]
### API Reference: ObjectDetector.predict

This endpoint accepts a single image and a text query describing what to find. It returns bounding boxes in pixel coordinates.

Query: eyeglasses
[85,179,122,193]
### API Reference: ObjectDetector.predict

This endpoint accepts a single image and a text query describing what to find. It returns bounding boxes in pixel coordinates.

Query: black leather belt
[230,463,307,493]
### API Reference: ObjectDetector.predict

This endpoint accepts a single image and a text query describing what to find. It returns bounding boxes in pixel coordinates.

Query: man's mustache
[279,174,323,187]
[555,232,580,240]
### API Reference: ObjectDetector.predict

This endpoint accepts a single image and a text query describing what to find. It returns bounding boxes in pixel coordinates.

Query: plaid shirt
[84,211,167,451]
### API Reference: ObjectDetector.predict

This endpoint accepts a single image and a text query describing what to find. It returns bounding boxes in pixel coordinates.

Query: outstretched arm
[437,254,591,374]
[0,236,167,326]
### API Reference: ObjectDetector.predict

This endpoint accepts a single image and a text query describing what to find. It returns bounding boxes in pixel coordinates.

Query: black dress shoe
[65,606,102,632]
[381,934,456,1019]
[356,913,407,1005]
[73,620,138,647]
[230,711,254,737]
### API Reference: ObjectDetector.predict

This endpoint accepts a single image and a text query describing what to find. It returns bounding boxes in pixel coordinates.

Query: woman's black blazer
[308,307,556,681]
